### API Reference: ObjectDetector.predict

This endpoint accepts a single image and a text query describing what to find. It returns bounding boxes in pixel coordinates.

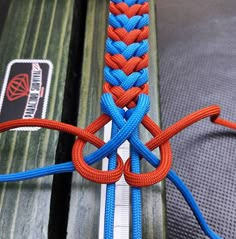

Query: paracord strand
[104,0,149,237]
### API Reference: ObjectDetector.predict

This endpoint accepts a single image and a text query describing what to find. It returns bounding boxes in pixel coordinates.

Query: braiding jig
[0,1,235,238]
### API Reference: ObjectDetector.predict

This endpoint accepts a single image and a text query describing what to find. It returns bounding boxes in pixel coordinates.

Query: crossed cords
[0,100,235,187]
[0,0,235,238]
[0,100,234,239]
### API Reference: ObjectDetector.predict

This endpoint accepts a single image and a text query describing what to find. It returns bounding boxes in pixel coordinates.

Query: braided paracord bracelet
[1,0,235,238]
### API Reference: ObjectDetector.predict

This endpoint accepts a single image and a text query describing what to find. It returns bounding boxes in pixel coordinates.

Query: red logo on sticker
[6,74,30,101]
[0,60,53,127]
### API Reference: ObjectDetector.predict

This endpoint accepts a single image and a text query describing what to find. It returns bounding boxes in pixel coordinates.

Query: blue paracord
[0,97,223,239]
[104,123,118,239]
[103,0,149,237]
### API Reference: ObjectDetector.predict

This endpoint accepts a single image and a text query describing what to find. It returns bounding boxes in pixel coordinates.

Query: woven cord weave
[104,1,149,237]
[0,1,236,239]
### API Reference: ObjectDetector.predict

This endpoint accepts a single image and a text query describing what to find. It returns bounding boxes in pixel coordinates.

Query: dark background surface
[157,0,236,238]
[0,1,10,39]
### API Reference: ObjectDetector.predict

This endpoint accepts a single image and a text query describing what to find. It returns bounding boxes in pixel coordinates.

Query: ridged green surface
[67,0,108,238]
[67,0,167,238]
[0,1,74,238]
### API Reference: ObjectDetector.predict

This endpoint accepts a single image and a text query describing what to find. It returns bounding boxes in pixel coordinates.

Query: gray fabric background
[157,0,236,238]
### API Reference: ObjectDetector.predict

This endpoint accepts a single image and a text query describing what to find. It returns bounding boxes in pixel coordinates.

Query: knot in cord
[71,0,173,189]
[0,1,234,238]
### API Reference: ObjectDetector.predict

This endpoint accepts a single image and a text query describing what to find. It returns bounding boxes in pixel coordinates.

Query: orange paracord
[0,105,235,186]
[0,1,232,238]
